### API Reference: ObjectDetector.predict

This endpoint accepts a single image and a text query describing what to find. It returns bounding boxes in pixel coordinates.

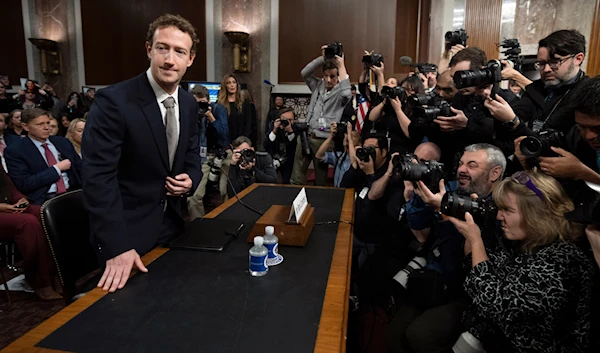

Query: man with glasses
[484,30,587,140]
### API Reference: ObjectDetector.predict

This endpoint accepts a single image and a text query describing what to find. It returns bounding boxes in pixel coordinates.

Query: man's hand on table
[98,249,148,292]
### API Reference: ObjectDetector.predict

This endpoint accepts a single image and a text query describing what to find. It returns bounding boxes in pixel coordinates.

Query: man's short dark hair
[364,133,388,152]
[351,84,357,91]
[539,30,586,58]
[21,108,49,124]
[277,107,294,118]
[571,75,600,117]
[274,94,284,100]
[191,85,209,99]
[449,47,487,69]
[232,136,252,149]
[323,60,338,73]
[146,13,200,55]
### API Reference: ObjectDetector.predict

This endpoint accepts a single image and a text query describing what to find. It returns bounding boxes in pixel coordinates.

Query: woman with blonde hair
[449,171,593,353]
[66,118,86,158]
[217,74,250,142]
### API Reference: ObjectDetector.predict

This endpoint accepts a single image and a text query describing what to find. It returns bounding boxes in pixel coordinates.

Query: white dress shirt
[29,136,70,193]
[146,69,180,139]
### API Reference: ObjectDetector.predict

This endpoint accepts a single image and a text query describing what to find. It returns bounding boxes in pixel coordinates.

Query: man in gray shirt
[290,46,351,186]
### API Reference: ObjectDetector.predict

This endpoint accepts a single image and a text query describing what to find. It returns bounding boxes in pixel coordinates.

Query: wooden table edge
[1,183,353,353]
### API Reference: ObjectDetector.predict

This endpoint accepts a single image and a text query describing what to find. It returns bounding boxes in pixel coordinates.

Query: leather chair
[41,190,98,305]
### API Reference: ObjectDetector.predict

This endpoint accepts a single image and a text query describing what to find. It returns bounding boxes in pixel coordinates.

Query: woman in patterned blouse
[448,171,593,353]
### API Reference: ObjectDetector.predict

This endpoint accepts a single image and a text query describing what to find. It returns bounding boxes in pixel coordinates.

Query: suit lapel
[138,74,169,170]
[23,137,48,169]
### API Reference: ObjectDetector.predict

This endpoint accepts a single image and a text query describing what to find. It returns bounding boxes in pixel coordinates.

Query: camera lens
[520,136,542,159]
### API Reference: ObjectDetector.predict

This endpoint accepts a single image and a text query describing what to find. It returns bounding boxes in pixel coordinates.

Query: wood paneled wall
[81,1,206,85]
[588,0,600,77]
[278,0,397,83]
[464,0,503,61]
[2,1,28,86]
[394,0,431,75]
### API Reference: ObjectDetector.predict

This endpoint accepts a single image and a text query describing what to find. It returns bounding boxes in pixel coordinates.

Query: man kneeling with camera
[227,136,278,197]
[386,143,505,353]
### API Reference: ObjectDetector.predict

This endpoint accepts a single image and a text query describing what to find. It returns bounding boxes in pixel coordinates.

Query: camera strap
[532,88,571,133]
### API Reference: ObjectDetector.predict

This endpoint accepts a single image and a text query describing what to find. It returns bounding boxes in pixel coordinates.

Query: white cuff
[269,132,277,142]
[53,165,61,177]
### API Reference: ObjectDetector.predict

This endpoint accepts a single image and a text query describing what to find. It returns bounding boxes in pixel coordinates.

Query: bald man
[434,70,458,102]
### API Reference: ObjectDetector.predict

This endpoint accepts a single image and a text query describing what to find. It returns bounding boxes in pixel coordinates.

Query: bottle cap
[265,226,274,236]
[254,236,264,246]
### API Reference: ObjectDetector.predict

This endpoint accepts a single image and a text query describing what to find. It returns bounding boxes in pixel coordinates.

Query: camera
[356,146,377,163]
[294,122,312,156]
[362,52,384,67]
[453,60,502,89]
[412,101,454,126]
[520,128,564,159]
[408,92,439,107]
[324,41,343,59]
[280,119,290,128]
[393,256,427,289]
[392,157,445,193]
[415,63,438,74]
[381,85,406,100]
[445,28,468,47]
[197,101,209,116]
[208,149,228,183]
[441,193,497,222]
[272,153,287,169]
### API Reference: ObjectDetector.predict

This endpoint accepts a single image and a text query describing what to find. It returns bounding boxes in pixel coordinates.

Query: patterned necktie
[162,97,178,169]
[42,143,67,194]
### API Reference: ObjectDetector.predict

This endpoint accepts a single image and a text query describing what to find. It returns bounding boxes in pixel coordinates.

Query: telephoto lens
[381,86,406,100]
[453,60,502,89]
[520,129,564,159]
[208,149,228,182]
[445,29,468,46]
[441,193,497,222]
[394,160,445,193]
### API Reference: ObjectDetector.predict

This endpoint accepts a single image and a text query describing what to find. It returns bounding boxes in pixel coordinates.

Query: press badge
[200,146,207,158]
[318,118,327,131]
[359,187,369,199]
[532,119,544,133]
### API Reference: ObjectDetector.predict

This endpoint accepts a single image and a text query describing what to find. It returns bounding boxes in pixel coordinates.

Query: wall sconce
[28,38,61,75]
[224,31,250,73]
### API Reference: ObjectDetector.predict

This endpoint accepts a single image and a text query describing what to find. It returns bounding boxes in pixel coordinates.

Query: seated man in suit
[4,108,82,204]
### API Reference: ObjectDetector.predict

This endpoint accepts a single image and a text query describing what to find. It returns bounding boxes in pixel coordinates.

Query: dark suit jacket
[82,72,202,261]
[3,133,20,147]
[4,136,82,205]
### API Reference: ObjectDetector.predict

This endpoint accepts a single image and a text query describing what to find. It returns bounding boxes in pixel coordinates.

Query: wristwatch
[502,116,520,129]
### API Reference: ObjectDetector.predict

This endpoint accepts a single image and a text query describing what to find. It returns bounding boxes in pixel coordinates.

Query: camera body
[197,101,209,124]
[272,153,287,169]
[409,92,439,107]
[392,157,445,193]
[453,60,503,89]
[412,101,454,126]
[415,63,438,74]
[324,41,343,59]
[381,85,407,101]
[362,52,384,67]
[208,149,228,183]
[294,122,312,156]
[445,29,468,46]
[441,193,497,222]
[279,118,290,128]
[356,146,377,163]
[520,128,564,159]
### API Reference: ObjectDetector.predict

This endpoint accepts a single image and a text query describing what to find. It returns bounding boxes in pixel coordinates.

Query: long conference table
[2,184,355,353]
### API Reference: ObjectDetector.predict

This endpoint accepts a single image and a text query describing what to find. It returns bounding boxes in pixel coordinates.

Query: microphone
[263,79,275,87]
[399,56,413,66]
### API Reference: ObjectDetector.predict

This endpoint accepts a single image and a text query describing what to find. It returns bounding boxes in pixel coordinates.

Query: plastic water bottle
[249,236,268,277]
[263,226,278,258]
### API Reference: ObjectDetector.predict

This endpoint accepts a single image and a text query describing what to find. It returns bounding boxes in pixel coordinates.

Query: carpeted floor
[0,266,66,350]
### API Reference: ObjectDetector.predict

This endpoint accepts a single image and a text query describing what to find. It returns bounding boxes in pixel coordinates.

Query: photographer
[358,62,395,138]
[290,44,351,186]
[386,143,505,353]
[448,171,592,352]
[315,121,361,187]
[187,85,230,219]
[227,136,277,197]
[263,107,297,184]
[264,95,285,136]
[514,75,600,214]
[485,30,588,143]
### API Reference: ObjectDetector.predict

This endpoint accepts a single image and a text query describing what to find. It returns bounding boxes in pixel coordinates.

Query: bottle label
[249,254,268,272]
[265,242,279,259]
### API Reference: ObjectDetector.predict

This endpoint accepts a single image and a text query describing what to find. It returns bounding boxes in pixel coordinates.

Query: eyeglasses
[512,171,544,199]
[534,55,575,71]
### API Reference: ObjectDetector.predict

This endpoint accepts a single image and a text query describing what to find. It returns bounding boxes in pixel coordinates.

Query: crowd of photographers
[248,29,599,353]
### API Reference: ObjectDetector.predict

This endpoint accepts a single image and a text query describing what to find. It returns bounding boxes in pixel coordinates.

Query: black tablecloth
[37,186,346,353]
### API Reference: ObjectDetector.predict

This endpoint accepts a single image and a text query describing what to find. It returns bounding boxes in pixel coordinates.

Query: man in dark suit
[82,14,202,292]
[263,107,297,184]
[4,108,82,205]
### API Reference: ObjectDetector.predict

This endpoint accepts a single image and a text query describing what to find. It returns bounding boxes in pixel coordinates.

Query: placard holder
[248,204,315,247]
